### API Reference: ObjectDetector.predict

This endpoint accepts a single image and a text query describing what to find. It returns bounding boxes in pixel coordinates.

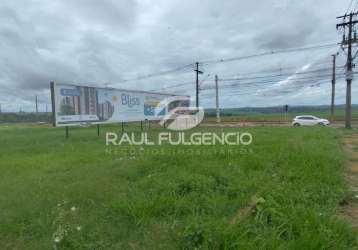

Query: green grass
[0,124,357,249]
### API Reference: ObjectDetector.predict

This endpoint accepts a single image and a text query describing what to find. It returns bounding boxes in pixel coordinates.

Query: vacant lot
[0,124,357,249]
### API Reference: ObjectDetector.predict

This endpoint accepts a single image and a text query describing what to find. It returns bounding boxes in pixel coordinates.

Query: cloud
[0,0,353,111]
[255,4,319,50]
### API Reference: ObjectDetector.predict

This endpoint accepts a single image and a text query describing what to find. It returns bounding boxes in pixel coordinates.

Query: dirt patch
[340,135,358,229]
[341,203,358,228]
[201,121,289,128]
[351,163,358,174]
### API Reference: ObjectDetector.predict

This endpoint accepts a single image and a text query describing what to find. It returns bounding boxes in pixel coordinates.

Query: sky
[0,0,355,112]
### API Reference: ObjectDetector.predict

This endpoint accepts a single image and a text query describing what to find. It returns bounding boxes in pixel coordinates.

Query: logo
[60,88,80,97]
[157,96,204,131]
[121,94,140,108]
[112,95,119,102]
[106,132,253,146]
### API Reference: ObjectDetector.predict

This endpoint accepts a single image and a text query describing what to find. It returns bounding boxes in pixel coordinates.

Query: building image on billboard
[59,96,77,115]
[59,86,98,116]
[97,101,114,121]
[96,89,116,121]
[80,87,97,115]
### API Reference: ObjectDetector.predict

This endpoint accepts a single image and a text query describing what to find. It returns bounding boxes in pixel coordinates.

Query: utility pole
[337,12,358,129]
[194,62,203,108]
[215,75,220,123]
[284,105,289,122]
[330,54,336,122]
[35,95,38,114]
[0,104,2,113]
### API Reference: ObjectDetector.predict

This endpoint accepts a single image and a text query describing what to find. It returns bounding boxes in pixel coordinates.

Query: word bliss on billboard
[50,82,189,127]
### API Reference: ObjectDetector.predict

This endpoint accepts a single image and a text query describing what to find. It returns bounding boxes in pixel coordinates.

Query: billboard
[50,82,190,127]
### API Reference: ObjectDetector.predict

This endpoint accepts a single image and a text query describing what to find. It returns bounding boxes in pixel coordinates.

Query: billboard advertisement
[50,82,190,126]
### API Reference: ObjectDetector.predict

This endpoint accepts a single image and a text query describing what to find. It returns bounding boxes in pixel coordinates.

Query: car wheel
[318,122,325,126]
[293,123,300,127]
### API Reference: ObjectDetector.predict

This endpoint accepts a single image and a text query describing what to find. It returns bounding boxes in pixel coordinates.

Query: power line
[354,0,358,12]
[200,42,338,66]
[346,0,355,14]
[200,73,352,97]
[215,61,338,79]
[146,65,346,94]
[204,66,345,83]
[150,72,347,98]
[201,65,351,100]
[200,77,345,99]
[116,63,195,83]
[201,72,348,91]
[149,81,194,92]
[114,41,339,87]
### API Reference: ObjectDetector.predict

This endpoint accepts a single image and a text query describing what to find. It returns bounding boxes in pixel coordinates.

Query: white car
[292,115,330,126]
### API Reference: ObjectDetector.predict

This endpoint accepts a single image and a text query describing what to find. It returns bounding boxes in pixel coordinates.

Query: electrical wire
[149,81,194,92]
[346,0,355,14]
[200,78,341,100]
[206,67,344,82]
[200,70,352,97]
[116,63,195,83]
[200,42,338,66]
[209,64,330,79]
[354,0,358,12]
[200,70,352,99]
[199,71,346,91]
[114,41,339,87]
[147,65,345,93]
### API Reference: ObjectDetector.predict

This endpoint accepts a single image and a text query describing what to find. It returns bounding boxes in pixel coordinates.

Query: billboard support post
[121,122,124,133]
[65,126,69,138]
[97,124,100,136]
[50,81,56,127]
[141,121,143,131]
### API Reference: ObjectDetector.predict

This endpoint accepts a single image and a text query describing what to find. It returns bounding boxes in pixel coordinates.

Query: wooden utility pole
[284,105,289,122]
[337,12,358,128]
[35,95,38,113]
[215,75,220,123]
[194,62,203,108]
[330,54,336,122]
[50,81,57,127]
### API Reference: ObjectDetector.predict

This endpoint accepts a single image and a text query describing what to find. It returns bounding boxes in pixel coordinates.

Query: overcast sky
[0,0,355,112]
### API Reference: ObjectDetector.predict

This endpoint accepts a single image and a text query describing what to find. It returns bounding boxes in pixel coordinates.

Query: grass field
[0,124,357,249]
